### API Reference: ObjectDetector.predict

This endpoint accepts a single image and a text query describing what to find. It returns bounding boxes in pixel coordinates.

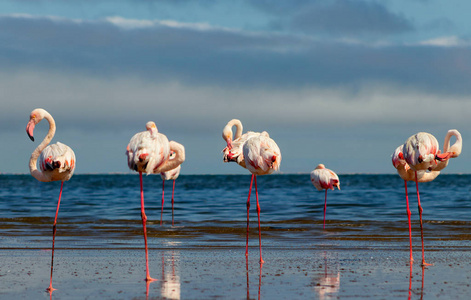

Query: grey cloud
[249,0,413,36]
[1,15,471,96]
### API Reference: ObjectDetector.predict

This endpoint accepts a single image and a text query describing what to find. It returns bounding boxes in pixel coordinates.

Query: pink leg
[254,175,264,264]
[415,172,432,267]
[171,180,176,226]
[46,181,64,293]
[140,172,156,281]
[246,174,254,257]
[323,189,328,229]
[160,180,165,226]
[404,180,414,263]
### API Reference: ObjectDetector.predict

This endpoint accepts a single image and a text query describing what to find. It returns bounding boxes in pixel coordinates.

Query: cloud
[249,0,413,36]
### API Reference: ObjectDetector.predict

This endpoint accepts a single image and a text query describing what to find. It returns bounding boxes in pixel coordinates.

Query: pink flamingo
[126,121,185,281]
[242,131,281,264]
[392,146,440,263]
[160,151,182,226]
[310,164,340,229]
[26,108,76,293]
[402,132,450,266]
[222,120,281,264]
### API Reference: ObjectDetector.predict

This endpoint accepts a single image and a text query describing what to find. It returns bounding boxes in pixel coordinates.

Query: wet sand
[1,245,471,299]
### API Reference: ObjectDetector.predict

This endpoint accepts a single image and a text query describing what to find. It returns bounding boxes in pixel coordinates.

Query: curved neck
[230,119,243,139]
[155,141,185,173]
[443,129,462,156]
[223,119,243,141]
[30,113,56,182]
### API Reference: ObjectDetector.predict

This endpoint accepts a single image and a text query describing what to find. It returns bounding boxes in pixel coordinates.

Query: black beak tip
[28,135,34,142]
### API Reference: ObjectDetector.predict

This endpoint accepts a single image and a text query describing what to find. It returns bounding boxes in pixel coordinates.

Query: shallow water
[1,174,471,251]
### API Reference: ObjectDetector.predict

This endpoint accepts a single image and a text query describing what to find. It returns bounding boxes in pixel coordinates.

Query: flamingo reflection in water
[313,252,340,300]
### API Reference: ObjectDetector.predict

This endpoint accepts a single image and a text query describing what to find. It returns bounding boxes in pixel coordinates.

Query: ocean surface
[1,174,471,251]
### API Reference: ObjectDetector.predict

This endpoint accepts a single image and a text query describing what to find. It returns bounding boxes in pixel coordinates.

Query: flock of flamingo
[25,108,462,292]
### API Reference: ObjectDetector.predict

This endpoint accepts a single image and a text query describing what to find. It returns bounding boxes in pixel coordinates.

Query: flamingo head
[26,108,47,142]
[222,123,234,149]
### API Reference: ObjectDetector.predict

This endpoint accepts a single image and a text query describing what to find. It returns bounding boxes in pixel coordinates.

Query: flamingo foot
[46,285,56,293]
[145,276,158,282]
[421,261,433,267]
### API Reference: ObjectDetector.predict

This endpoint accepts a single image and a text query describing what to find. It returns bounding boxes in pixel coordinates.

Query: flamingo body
[243,132,281,176]
[402,132,440,171]
[127,122,170,174]
[310,164,340,191]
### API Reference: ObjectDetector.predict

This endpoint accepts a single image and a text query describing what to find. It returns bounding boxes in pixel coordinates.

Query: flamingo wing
[243,134,281,175]
[310,168,339,191]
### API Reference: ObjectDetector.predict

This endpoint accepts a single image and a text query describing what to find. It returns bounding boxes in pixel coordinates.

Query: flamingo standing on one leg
[242,131,281,264]
[222,120,282,263]
[392,146,440,263]
[126,122,185,281]
[26,108,76,293]
[310,164,340,229]
[160,151,182,226]
[402,132,450,266]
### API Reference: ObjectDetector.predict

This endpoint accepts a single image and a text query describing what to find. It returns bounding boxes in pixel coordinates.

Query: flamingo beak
[26,120,35,142]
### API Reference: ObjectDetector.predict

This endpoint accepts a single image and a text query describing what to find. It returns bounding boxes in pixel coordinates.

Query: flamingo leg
[254,175,264,264]
[171,180,176,226]
[46,181,64,293]
[414,172,432,267]
[404,180,414,263]
[323,189,328,229]
[246,174,254,257]
[140,172,156,282]
[160,180,165,226]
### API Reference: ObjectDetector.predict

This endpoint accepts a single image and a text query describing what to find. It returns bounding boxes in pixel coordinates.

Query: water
[1,174,471,250]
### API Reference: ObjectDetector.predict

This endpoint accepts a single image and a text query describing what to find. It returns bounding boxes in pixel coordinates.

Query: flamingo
[402,132,450,266]
[242,131,281,264]
[222,120,281,264]
[310,164,340,229]
[392,146,440,263]
[126,121,185,281]
[160,151,182,226]
[26,108,76,293]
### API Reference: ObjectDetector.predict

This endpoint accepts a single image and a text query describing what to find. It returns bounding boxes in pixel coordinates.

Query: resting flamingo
[160,151,182,226]
[26,108,76,293]
[242,131,281,264]
[392,146,440,263]
[126,121,185,281]
[310,164,340,229]
[222,120,281,264]
[402,132,450,266]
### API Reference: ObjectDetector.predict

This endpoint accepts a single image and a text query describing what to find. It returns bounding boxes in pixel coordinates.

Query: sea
[1,174,470,251]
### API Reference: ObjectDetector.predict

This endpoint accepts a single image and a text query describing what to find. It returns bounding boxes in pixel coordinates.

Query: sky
[0,0,470,175]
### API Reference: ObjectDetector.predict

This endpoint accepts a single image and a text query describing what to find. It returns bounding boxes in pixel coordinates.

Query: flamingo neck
[155,141,185,173]
[29,112,56,182]
[443,129,462,156]
[222,119,243,143]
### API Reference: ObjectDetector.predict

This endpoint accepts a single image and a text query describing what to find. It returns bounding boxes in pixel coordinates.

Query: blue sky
[0,0,470,174]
